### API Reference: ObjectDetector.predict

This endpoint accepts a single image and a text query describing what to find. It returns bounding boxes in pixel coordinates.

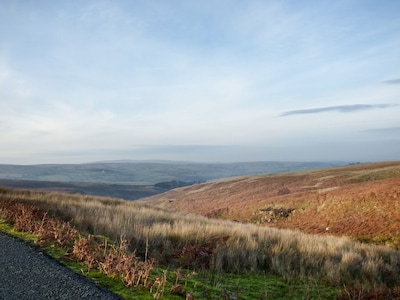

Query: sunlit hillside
[140,161,400,248]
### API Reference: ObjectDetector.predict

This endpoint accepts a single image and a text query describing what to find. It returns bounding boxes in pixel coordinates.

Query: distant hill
[140,161,400,248]
[0,179,167,201]
[0,161,346,184]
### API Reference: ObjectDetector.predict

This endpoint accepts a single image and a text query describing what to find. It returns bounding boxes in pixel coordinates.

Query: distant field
[0,161,345,184]
[0,161,347,201]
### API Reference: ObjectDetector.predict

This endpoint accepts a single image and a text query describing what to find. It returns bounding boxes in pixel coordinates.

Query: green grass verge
[180,271,340,299]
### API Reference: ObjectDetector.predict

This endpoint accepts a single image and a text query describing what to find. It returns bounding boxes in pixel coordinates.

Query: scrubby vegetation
[1,186,400,298]
[143,161,400,249]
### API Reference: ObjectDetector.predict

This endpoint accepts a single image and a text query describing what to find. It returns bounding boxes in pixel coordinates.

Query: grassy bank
[1,187,400,298]
[0,201,338,299]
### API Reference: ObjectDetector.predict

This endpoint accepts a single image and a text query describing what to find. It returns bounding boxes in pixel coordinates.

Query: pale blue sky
[1,0,399,164]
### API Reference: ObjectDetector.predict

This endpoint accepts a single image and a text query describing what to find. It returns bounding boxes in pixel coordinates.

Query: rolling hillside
[0,179,167,200]
[140,161,400,248]
[0,161,346,201]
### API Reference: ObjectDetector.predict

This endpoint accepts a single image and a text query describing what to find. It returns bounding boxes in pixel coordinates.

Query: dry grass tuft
[336,286,400,299]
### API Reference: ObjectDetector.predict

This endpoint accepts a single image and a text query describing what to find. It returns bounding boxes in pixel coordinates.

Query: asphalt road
[0,233,122,300]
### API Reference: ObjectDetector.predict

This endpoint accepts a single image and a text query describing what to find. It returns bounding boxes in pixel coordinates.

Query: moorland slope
[141,161,400,248]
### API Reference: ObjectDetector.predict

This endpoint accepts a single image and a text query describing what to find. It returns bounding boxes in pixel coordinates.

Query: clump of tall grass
[1,187,400,289]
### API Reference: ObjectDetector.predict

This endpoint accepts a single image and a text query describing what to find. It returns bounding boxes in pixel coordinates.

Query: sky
[1,0,400,164]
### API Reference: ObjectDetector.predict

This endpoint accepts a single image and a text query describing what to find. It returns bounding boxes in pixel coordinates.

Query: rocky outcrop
[258,207,295,223]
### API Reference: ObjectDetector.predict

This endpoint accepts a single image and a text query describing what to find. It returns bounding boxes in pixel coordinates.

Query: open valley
[1,161,400,299]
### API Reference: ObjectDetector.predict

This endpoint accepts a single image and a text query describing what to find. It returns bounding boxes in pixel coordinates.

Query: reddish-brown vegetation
[0,201,78,247]
[0,201,155,291]
[141,161,400,248]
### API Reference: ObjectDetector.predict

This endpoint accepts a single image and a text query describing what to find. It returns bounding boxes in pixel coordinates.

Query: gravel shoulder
[0,232,122,300]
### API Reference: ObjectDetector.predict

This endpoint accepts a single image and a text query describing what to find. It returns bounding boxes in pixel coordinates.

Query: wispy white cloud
[363,127,400,133]
[281,104,396,116]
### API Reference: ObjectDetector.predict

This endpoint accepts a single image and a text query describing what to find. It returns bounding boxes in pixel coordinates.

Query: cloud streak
[382,79,400,85]
[280,104,395,117]
[363,126,400,133]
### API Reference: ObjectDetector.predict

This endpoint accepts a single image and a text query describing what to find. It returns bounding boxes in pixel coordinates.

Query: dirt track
[0,233,121,300]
